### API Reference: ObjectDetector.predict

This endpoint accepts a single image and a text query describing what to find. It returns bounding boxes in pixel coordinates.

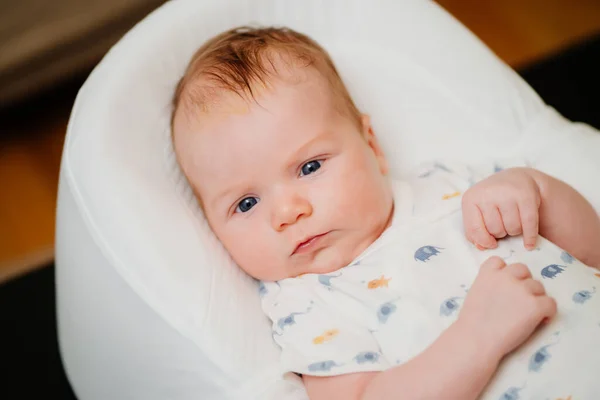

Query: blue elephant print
[541,264,566,279]
[498,386,523,400]
[318,273,342,288]
[440,296,462,317]
[573,287,596,304]
[414,245,444,262]
[377,302,397,323]
[354,351,380,364]
[560,251,575,264]
[258,281,267,297]
[276,304,313,330]
[529,344,553,372]
[307,360,340,372]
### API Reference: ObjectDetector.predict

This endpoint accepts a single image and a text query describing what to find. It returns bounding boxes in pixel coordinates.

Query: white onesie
[260,161,600,399]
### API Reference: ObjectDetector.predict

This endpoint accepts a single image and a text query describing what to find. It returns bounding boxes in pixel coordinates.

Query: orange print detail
[313,329,340,344]
[442,191,461,200]
[368,275,391,289]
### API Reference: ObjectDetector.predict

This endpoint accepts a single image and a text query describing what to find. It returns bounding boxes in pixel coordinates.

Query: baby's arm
[304,257,556,400]
[528,168,600,268]
[304,321,498,400]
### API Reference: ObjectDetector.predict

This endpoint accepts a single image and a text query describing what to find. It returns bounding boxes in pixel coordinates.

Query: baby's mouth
[292,232,330,255]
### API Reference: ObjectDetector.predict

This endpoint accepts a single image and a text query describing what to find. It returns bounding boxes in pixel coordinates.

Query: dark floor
[0,33,599,400]
[0,266,77,399]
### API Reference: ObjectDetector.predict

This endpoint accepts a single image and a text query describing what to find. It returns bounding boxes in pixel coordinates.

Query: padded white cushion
[55,0,600,399]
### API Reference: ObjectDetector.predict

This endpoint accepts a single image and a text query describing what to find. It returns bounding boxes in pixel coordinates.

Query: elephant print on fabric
[414,245,444,262]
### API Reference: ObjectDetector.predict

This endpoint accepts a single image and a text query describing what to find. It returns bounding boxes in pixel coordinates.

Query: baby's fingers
[535,295,557,321]
[463,203,497,249]
[498,203,522,236]
[481,205,507,239]
[518,200,540,250]
[523,278,546,296]
[505,263,532,280]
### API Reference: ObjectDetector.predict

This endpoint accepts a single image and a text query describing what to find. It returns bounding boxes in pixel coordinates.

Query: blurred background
[0,0,167,282]
[0,0,599,398]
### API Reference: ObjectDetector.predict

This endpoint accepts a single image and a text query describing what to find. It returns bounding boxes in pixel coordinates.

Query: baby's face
[173,69,393,281]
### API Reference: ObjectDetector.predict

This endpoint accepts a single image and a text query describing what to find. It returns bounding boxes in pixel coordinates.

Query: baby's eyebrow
[211,185,242,209]
[285,132,331,169]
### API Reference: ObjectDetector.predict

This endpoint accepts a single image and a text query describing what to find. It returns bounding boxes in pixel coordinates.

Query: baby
[171,27,600,399]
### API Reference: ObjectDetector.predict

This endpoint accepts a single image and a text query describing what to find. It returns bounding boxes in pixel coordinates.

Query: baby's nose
[271,193,312,231]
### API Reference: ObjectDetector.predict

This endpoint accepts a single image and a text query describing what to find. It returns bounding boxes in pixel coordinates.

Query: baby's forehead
[180,62,322,117]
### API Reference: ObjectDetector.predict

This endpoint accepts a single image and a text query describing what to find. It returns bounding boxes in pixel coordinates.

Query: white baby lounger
[54,0,600,399]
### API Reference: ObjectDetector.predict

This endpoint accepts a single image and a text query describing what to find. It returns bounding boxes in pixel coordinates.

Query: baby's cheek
[338,172,387,219]
[248,235,288,280]
[216,227,261,269]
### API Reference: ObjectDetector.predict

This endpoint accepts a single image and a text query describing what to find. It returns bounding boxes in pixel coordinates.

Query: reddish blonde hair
[171,26,362,128]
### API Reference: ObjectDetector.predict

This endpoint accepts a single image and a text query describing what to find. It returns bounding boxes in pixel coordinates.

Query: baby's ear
[361,114,389,175]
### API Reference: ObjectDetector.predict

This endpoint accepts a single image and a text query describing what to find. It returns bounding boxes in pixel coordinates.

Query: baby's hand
[462,167,541,250]
[456,256,557,361]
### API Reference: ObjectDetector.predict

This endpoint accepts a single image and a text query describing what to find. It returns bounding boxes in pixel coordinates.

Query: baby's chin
[248,251,347,282]
[289,246,356,279]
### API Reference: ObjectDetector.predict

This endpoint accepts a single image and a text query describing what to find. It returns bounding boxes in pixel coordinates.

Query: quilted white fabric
[55,0,600,399]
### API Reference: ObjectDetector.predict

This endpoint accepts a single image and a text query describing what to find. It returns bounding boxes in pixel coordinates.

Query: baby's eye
[235,197,259,213]
[300,160,322,177]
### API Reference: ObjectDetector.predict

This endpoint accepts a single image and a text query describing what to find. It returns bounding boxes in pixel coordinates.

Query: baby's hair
[171,26,362,129]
